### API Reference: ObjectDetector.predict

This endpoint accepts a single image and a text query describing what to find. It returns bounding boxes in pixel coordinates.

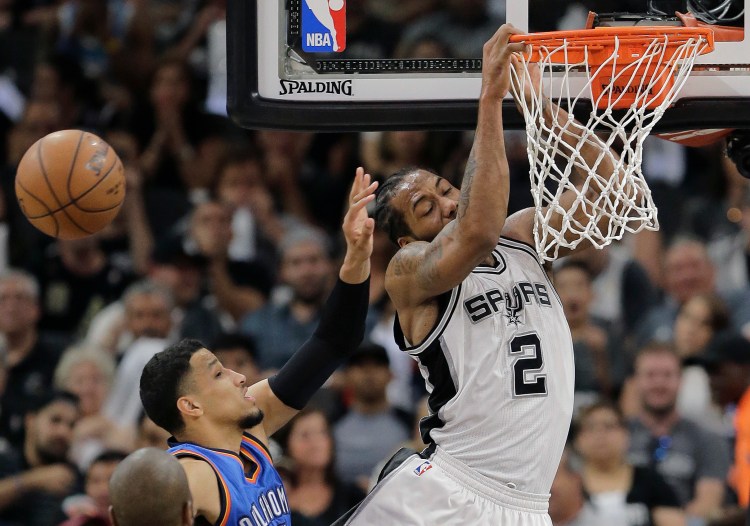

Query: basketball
[15,130,126,240]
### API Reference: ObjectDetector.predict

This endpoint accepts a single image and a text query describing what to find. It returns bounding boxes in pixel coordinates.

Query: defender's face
[391,170,460,246]
[187,349,261,430]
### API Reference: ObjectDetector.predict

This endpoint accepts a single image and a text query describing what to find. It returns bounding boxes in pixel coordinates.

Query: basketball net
[509,28,713,262]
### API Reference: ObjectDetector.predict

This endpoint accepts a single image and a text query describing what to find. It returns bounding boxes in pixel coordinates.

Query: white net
[509,30,711,262]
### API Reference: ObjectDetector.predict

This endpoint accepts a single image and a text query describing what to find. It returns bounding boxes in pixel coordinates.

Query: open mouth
[243,388,256,402]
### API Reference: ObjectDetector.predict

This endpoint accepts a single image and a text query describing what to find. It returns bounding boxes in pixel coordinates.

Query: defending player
[109,448,193,526]
[340,25,624,525]
[138,169,376,526]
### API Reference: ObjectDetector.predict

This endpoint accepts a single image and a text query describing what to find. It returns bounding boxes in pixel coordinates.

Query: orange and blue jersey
[168,432,290,526]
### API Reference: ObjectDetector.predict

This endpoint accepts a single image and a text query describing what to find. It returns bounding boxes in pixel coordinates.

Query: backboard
[227,0,750,132]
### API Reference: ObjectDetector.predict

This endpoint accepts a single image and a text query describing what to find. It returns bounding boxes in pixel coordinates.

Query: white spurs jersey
[395,237,575,495]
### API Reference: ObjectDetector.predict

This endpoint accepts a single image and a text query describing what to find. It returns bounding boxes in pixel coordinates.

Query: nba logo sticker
[302,0,346,52]
[414,461,432,477]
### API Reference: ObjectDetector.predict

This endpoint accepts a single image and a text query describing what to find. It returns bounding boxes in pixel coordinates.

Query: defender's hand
[340,167,377,283]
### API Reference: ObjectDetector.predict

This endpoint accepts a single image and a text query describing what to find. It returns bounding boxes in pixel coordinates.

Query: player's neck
[180,425,244,454]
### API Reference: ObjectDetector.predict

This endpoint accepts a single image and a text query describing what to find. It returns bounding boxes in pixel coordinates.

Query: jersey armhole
[393,285,461,355]
[173,451,230,526]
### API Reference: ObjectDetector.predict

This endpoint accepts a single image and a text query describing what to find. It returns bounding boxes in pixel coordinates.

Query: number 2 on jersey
[509,333,548,397]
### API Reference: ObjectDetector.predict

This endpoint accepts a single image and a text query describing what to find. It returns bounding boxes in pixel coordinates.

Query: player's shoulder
[385,241,430,282]
[500,208,535,247]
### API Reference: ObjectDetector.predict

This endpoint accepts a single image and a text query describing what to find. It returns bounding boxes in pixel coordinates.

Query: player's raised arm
[247,168,376,440]
[382,25,527,307]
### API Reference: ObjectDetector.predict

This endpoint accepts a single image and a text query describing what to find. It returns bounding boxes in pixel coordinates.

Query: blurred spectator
[553,260,625,403]
[636,238,716,346]
[0,269,65,447]
[2,99,63,268]
[53,346,128,471]
[700,333,750,508]
[210,332,262,386]
[241,228,334,370]
[185,199,271,324]
[397,0,504,58]
[628,344,730,521]
[333,343,411,492]
[98,127,154,277]
[85,237,224,356]
[0,391,81,526]
[549,449,598,526]
[574,401,684,526]
[709,185,750,296]
[275,408,364,526]
[213,150,281,269]
[59,450,127,526]
[570,244,658,336]
[37,236,133,341]
[134,412,170,451]
[102,280,175,428]
[673,294,730,431]
[134,57,232,197]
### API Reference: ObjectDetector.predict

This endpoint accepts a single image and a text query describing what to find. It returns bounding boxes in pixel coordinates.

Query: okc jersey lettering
[463,281,552,324]
[240,487,289,526]
[169,433,291,526]
[302,0,346,52]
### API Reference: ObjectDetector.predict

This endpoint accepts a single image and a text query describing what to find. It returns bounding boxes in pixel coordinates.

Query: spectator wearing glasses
[628,344,730,523]
[574,401,684,526]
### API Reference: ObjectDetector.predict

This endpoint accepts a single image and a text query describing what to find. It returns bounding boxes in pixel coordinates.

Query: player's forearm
[455,95,510,246]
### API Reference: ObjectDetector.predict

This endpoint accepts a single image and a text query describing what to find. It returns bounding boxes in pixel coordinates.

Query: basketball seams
[36,137,93,235]
[15,177,61,237]
[66,131,86,202]
[24,156,123,218]
[71,156,122,211]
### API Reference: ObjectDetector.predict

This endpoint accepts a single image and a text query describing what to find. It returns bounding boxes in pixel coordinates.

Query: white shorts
[342,447,553,526]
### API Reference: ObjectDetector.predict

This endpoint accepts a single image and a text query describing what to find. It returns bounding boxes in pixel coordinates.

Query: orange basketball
[15,130,126,239]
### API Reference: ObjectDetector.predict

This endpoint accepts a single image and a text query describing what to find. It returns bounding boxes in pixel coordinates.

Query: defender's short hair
[139,339,206,435]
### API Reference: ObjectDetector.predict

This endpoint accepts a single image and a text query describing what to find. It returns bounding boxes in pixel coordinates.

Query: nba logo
[413,461,432,477]
[301,0,346,52]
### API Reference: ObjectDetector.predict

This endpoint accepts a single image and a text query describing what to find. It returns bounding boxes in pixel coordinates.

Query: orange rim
[509,26,714,65]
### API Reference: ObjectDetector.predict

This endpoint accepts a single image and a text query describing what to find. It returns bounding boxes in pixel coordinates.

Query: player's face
[213,348,261,386]
[187,349,263,431]
[634,353,681,415]
[392,170,460,246]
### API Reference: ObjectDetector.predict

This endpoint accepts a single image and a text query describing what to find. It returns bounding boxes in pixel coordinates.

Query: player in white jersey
[337,24,627,526]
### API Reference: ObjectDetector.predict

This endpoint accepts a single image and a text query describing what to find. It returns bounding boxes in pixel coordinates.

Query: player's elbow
[460,228,499,260]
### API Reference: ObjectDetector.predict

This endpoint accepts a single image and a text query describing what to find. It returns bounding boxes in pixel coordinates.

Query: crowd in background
[0,0,748,525]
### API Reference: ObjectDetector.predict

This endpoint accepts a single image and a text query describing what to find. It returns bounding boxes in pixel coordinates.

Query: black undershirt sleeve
[268,276,370,410]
